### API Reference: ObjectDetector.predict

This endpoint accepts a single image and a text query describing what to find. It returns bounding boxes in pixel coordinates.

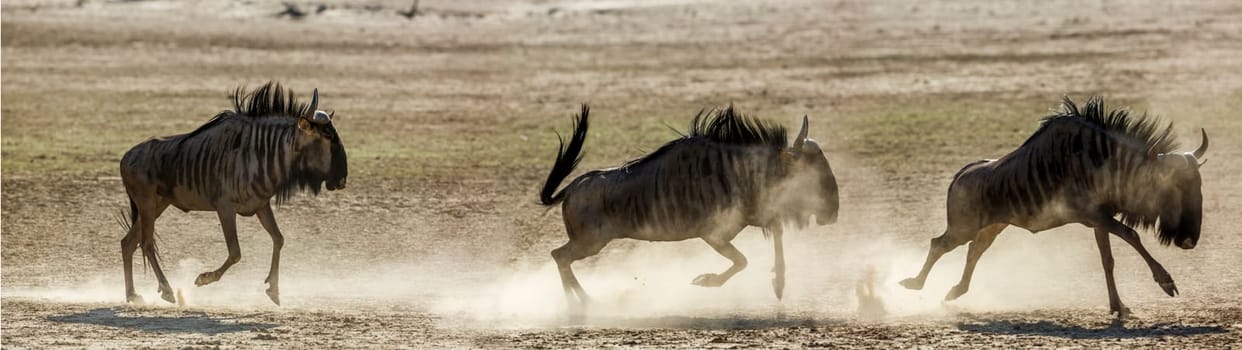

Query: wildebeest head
[1148,129,1208,249]
[295,89,349,191]
[784,116,840,226]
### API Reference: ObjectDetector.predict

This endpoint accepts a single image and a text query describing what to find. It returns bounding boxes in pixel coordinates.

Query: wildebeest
[539,104,839,316]
[118,82,348,305]
[899,97,1207,318]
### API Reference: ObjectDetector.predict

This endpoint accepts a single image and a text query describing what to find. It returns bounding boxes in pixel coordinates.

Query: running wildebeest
[899,97,1207,319]
[118,82,348,305]
[539,104,839,316]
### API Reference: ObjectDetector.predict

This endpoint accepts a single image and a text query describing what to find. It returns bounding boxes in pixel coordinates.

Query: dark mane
[1041,96,1177,154]
[687,104,788,149]
[179,81,308,143]
[230,81,313,120]
[617,104,788,170]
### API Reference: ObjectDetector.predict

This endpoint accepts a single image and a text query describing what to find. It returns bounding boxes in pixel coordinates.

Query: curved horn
[792,115,808,151]
[1193,128,1208,158]
[306,88,319,117]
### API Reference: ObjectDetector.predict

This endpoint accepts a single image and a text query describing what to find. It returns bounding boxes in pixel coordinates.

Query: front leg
[769,226,786,300]
[692,237,748,287]
[1094,228,1130,319]
[1091,215,1178,297]
[196,207,241,287]
[256,205,284,305]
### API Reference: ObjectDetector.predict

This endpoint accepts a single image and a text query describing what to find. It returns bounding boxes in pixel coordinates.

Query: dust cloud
[2,165,1134,327]
[0,213,1175,328]
[428,222,1113,327]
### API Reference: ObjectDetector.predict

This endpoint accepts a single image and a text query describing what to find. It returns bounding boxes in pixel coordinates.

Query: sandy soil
[4,0,1242,348]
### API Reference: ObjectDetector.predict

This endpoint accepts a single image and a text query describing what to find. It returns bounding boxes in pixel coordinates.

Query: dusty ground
[4,0,1242,348]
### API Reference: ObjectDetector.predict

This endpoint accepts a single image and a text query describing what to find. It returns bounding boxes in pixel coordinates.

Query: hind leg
[196,208,241,287]
[692,237,748,287]
[901,225,976,290]
[122,217,143,304]
[945,223,1006,300]
[551,236,609,319]
[256,205,284,305]
[139,207,176,304]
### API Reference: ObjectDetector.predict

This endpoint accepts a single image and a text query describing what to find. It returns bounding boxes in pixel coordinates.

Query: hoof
[159,287,177,304]
[195,272,218,286]
[944,284,968,301]
[126,293,145,305]
[691,273,724,287]
[899,278,924,290]
[1110,305,1132,320]
[266,288,281,306]
[1159,281,1178,297]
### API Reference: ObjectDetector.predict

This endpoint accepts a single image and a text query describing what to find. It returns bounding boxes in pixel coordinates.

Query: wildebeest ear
[780,150,795,163]
[297,117,313,132]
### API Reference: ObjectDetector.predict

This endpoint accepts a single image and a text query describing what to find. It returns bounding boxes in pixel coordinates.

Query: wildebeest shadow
[577,315,843,329]
[47,307,278,335]
[957,318,1227,339]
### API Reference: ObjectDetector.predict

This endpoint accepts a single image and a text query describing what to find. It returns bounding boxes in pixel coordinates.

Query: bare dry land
[4,0,1242,348]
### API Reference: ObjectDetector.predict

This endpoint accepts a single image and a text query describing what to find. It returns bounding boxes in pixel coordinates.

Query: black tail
[115,198,138,237]
[540,104,590,205]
